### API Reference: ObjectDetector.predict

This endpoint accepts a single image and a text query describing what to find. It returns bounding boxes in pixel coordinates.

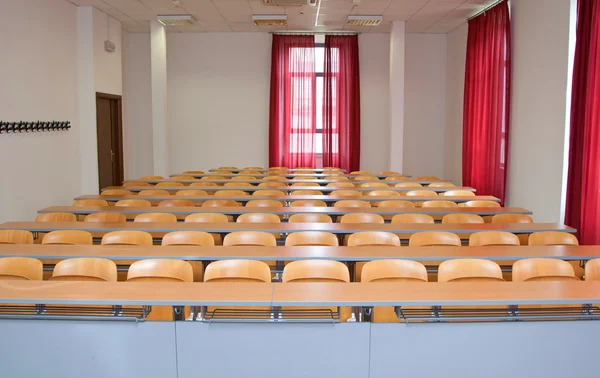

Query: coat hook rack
[0,121,71,134]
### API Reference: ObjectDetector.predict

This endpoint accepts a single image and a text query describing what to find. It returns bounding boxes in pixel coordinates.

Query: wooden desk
[0,244,595,262]
[112,185,475,194]
[0,280,598,307]
[119,179,451,186]
[0,221,575,236]
[77,195,499,204]
[208,168,347,173]
[40,206,531,217]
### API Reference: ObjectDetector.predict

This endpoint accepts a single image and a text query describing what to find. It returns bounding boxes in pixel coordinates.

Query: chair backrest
[406,190,438,197]
[384,176,410,181]
[258,182,288,188]
[42,230,93,245]
[0,257,43,280]
[35,212,77,222]
[158,199,196,207]
[378,171,400,175]
[231,176,256,181]
[422,200,458,208]
[366,190,400,197]
[134,213,178,223]
[214,190,248,197]
[290,200,327,207]
[438,259,504,282]
[162,231,215,246]
[333,200,371,208]
[469,231,520,246]
[463,201,500,208]
[176,190,208,196]
[391,214,435,224]
[282,260,349,283]
[512,258,578,282]
[427,183,456,188]
[204,260,272,283]
[51,258,117,281]
[361,260,427,282]
[330,190,363,198]
[359,183,390,189]
[394,183,422,188]
[237,213,281,223]
[138,189,170,196]
[140,175,164,180]
[409,232,461,246]
[84,212,127,223]
[156,182,184,187]
[326,182,355,188]
[101,189,132,196]
[340,213,384,224]
[347,231,400,247]
[115,199,152,207]
[285,231,338,246]
[0,230,34,244]
[252,190,286,198]
[353,176,379,182]
[201,176,225,181]
[201,200,240,208]
[288,213,333,223]
[442,214,484,224]
[442,190,476,197]
[415,176,440,180]
[491,214,533,223]
[185,213,229,223]
[528,232,579,246]
[171,175,194,180]
[377,200,415,209]
[183,170,204,174]
[127,259,194,283]
[585,259,600,281]
[223,231,277,246]
[217,166,237,170]
[246,199,285,208]
[291,190,323,196]
[191,181,217,187]
[101,231,153,246]
[73,199,109,207]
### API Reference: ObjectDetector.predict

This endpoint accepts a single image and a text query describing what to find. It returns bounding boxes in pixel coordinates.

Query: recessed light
[346,15,382,27]
[157,14,195,26]
[253,14,288,26]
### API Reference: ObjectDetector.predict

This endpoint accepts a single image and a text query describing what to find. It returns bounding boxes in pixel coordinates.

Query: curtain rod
[468,0,504,21]
[270,31,360,35]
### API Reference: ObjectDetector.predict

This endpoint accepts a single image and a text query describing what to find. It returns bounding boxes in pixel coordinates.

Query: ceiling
[66,0,497,33]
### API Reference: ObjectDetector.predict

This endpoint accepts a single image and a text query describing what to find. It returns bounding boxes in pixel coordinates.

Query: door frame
[96,92,124,188]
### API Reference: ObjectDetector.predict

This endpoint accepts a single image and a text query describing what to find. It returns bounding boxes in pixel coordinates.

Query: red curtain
[462,0,511,203]
[565,0,600,245]
[322,35,361,172]
[269,35,316,168]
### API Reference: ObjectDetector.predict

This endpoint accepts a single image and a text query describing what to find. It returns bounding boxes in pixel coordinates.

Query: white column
[150,21,169,177]
[389,21,405,173]
[77,6,99,193]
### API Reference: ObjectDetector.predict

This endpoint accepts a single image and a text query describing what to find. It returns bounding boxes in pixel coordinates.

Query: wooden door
[96,93,123,191]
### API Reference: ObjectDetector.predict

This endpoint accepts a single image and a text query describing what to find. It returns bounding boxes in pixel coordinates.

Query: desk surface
[77,195,500,203]
[0,244,595,262]
[172,173,410,179]
[120,179,451,185]
[0,280,598,306]
[208,168,345,173]
[0,221,575,235]
[111,185,475,193]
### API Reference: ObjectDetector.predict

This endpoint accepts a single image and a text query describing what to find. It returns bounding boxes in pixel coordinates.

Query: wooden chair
[428,183,456,188]
[395,183,423,189]
[469,231,520,246]
[512,258,579,281]
[158,199,195,207]
[50,258,117,281]
[183,171,204,174]
[42,230,93,245]
[347,231,400,246]
[101,189,132,196]
[185,213,229,223]
[378,171,400,175]
[351,171,372,176]
[231,176,256,181]
[291,190,323,196]
[252,190,286,198]
[491,214,533,223]
[442,190,476,197]
[237,213,281,223]
[191,181,218,187]
[333,200,371,208]
[340,213,384,224]
[290,200,327,207]
[463,201,500,207]
[330,190,363,198]
[0,230,34,244]
[438,259,504,282]
[359,183,389,189]
[140,176,164,180]
[202,200,241,208]
[101,231,153,246]
[0,257,43,280]
[442,214,484,224]
[246,199,285,208]
[409,232,461,246]
[122,182,152,188]
[378,200,415,209]
[134,213,178,223]
[415,176,440,180]
[585,259,600,281]
[258,182,288,188]
[223,232,277,246]
[391,214,435,224]
[326,182,355,188]
[138,189,170,196]
[384,176,410,181]
[421,200,458,208]
[162,231,214,246]
[204,260,272,283]
[528,232,579,246]
[214,190,248,197]
[127,259,193,283]
[84,212,127,223]
[367,190,400,197]
[217,166,237,170]
[200,176,225,181]
[406,190,438,197]
[171,175,195,180]
[35,212,77,222]
[73,199,109,207]
[288,214,333,223]
[156,182,184,187]
[223,182,253,187]
[354,176,379,182]
[285,231,338,246]
[115,199,152,207]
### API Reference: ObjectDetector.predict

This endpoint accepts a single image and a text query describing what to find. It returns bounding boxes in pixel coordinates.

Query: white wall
[507,0,575,221]
[403,33,447,178]
[166,33,272,173]
[444,23,467,185]
[93,8,123,96]
[0,0,80,221]
[123,33,154,178]
[359,33,390,172]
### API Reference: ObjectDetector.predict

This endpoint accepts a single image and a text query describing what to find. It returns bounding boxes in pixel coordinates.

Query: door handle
[110,150,115,163]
